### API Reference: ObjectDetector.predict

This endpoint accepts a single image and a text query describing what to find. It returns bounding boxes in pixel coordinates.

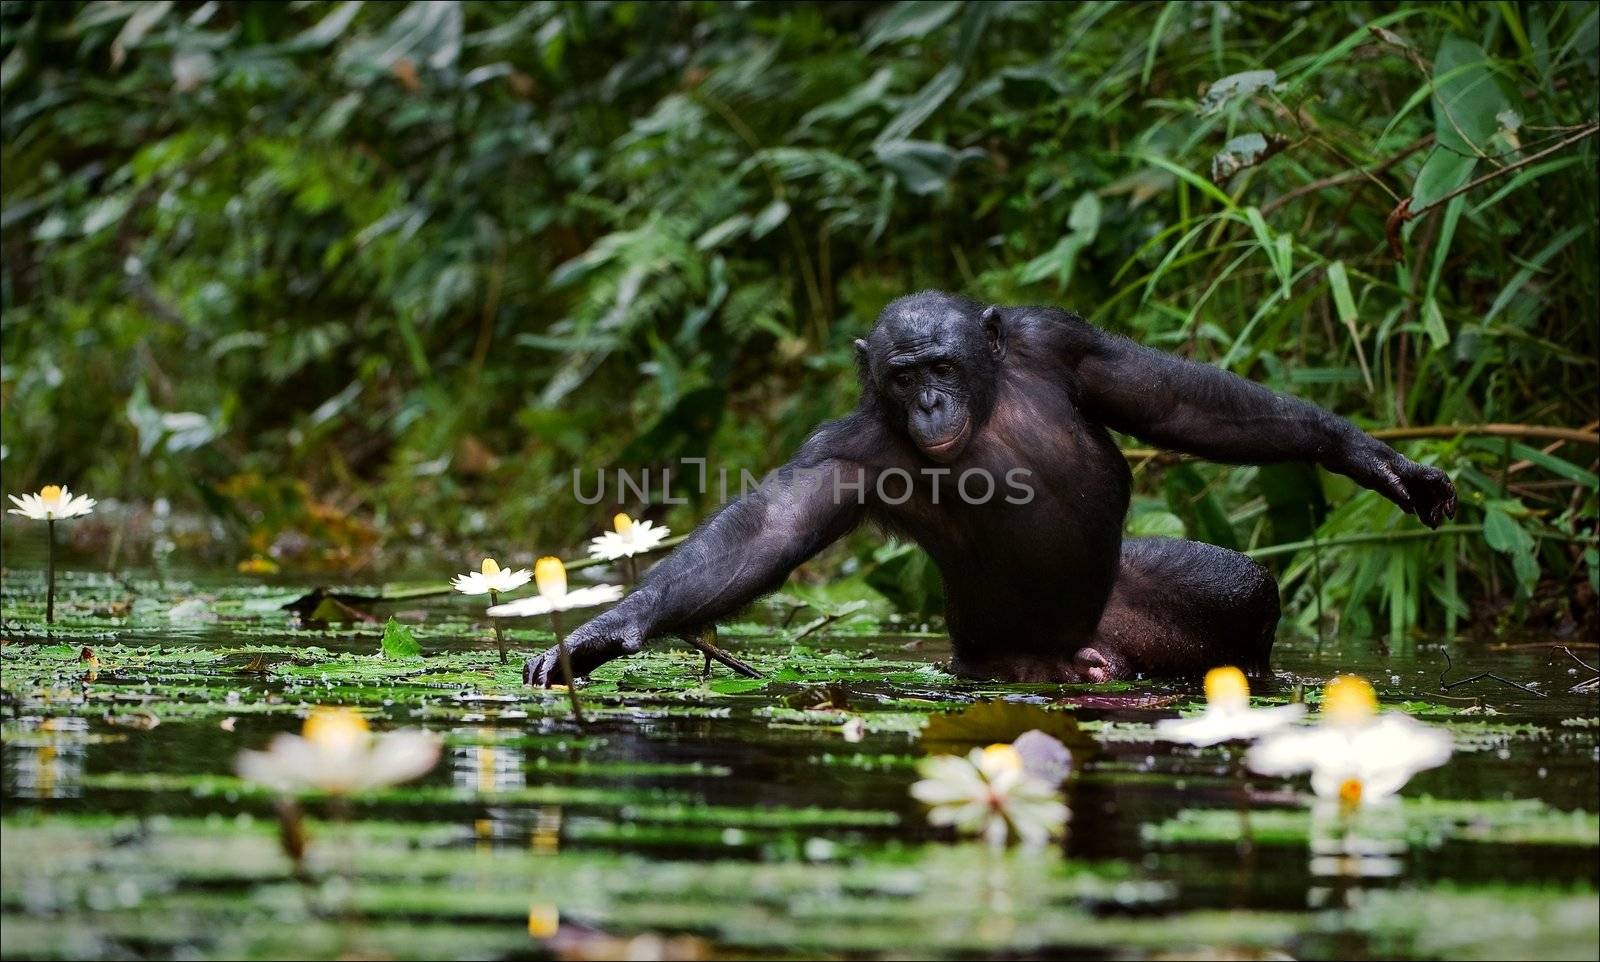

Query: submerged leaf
[921,700,1093,754]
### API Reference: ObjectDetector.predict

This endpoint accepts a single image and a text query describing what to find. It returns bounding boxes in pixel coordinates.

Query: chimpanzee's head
[857,291,1004,463]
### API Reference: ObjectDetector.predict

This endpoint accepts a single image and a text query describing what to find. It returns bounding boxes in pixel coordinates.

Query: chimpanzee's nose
[917,391,943,416]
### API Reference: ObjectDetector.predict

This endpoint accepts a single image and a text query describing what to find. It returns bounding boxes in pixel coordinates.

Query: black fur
[525,292,1456,685]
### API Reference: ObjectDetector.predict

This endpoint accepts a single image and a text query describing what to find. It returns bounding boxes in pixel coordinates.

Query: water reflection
[449,726,527,846]
[4,716,90,799]
[1308,800,1407,908]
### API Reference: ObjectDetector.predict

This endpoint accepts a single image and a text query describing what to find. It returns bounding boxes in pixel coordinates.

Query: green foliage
[379,616,421,659]
[1,1,1597,638]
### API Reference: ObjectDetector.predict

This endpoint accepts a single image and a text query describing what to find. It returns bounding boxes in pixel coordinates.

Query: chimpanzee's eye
[932,362,954,377]
[893,371,915,388]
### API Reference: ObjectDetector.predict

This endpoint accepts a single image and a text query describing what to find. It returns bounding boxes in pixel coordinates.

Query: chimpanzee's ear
[980,306,1005,360]
[854,338,871,377]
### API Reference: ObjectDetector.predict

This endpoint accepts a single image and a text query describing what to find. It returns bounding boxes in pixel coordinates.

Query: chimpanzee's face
[859,293,1003,463]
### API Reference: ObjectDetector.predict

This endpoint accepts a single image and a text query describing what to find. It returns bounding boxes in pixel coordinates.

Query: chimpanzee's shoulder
[1001,303,1102,358]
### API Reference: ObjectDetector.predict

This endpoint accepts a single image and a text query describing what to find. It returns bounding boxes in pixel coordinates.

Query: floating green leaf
[380,617,423,660]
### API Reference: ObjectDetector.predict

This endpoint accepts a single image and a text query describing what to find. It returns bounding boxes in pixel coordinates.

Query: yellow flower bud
[534,556,567,601]
[1204,666,1250,710]
[481,557,501,576]
[980,743,1023,774]
[613,512,634,533]
[302,708,369,751]
[1322,675,1378,724]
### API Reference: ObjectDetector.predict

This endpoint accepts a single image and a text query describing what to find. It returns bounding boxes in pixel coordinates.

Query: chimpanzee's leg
[1077,537,1280,682]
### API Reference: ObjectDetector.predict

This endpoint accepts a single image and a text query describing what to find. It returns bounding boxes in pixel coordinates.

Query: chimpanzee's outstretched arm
[1063,318,1456,527]
[524,457,867,685]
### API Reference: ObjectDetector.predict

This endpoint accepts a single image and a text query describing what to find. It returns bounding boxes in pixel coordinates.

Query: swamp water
[1,562,1596,960]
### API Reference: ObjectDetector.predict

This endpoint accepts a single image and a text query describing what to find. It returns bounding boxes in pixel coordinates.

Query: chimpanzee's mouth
[920,421,971,460]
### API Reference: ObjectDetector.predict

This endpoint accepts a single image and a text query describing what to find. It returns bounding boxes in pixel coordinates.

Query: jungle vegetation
[1,1,1596,642]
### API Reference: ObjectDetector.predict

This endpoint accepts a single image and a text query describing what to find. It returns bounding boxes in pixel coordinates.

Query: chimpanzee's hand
[1352,444,1457,529]
[522,603,649,687]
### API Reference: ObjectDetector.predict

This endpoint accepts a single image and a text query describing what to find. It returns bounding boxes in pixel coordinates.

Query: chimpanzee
[525,291,1456,685]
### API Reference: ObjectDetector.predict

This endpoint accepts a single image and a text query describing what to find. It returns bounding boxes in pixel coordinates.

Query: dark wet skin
[526,291,1456,686]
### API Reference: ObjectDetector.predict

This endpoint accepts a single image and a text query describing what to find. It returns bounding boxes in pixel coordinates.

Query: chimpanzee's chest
[874,376,1131,574]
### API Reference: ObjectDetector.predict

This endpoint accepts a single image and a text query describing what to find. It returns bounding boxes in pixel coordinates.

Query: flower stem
[488,589,507,664]
[551,610,585,724]
[45,519,56,624]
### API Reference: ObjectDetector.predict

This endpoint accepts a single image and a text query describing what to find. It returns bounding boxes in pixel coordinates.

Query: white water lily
[8,484,96,521]
[451,557,533,595]
[588,512,671,561]
[453,557,532,665]
[911,743,1069,847]
[237,707,440,795]
[1154,666,1306,746]
[486,556,622,617]
[1247,675,1453,808]
[10,484,98,623]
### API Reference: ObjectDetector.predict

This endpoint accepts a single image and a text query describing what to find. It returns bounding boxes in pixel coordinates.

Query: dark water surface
[2,561,1597,959]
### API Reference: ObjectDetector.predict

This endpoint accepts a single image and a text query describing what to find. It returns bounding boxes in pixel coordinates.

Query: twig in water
[678,626,762,679]
[1554,645,1600,693]
[1554,644,1598,675]
[1438,648,1548,698]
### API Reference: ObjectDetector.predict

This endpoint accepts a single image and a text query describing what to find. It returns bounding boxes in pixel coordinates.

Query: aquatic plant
[588,513,671,587]
[451,557,533,664]
[7,484,96,623]
[235,707,440,795]
[487,557,623,723]
[450,557,533,596]
[1248,676,1453,809]
[911,742,1069,848]
[1154,666,1306,747]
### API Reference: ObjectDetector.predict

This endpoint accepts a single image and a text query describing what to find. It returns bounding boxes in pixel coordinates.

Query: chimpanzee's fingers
[526,647,561,688]
[1375,461,1415,517]
[1406,464,1456,529]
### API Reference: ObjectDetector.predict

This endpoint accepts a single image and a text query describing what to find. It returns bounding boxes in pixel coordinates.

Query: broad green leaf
[381,617,423,660]
[1126,508,1187,539]
[1410,36,1512,214]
